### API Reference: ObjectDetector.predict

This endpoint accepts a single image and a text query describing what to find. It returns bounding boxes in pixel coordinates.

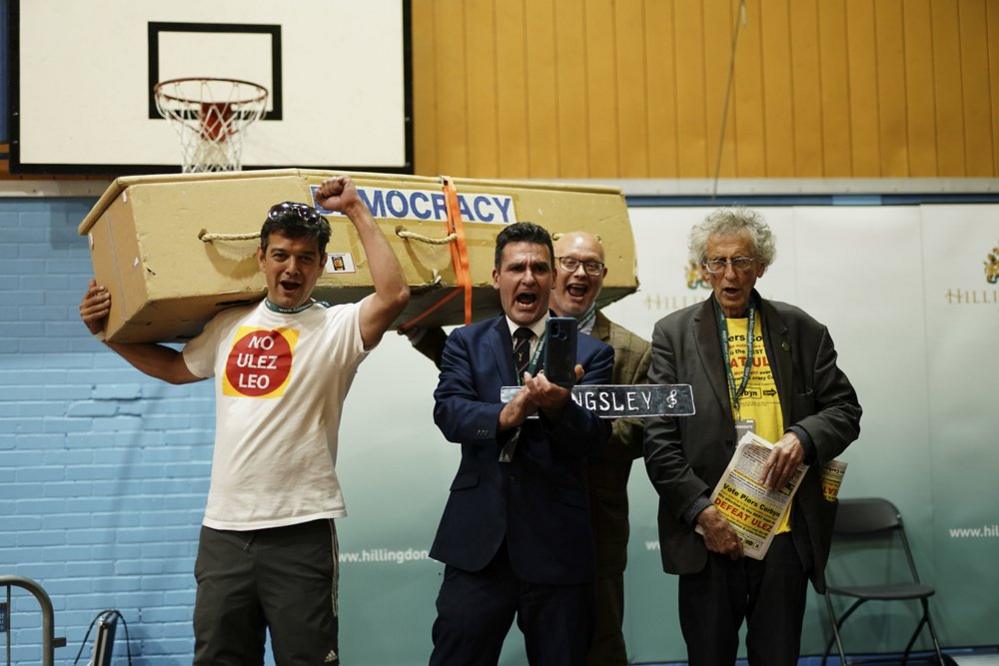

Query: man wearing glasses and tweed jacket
[78,176,409,665]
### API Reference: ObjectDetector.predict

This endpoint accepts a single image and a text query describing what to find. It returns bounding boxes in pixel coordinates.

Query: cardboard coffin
[77,169,638,343]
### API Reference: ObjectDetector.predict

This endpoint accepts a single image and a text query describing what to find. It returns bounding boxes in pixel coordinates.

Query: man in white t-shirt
[78,176,409,665]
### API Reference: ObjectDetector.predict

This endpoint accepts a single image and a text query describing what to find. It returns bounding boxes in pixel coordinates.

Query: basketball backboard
[10,0,411,174]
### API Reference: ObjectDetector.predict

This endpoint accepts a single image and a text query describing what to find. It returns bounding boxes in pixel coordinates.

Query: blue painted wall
[1,0,8,141]
[0,199,213,664]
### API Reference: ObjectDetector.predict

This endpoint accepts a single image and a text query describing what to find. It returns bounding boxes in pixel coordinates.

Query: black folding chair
[822,497,945,666]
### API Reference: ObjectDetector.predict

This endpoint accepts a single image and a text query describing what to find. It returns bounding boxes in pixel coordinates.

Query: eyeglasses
[557,256,605,277]
[702,256,756,274]
[268,201,324,225]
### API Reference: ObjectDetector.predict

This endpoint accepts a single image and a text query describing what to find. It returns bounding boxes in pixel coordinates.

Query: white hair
[688,207,776,267]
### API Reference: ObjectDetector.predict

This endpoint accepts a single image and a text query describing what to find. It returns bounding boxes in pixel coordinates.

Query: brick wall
[0,199,213,665]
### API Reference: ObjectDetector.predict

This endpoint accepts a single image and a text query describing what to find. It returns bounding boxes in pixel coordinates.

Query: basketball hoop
[154,77,268,173]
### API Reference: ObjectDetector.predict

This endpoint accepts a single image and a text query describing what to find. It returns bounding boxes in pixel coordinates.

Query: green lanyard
[577,304,597,334]
[515,331,547,386]
[264,298,314,314]
[717,304,755,411]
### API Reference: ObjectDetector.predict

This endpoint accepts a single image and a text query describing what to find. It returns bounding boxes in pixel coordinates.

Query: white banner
[333,203,999,664]
[607,204,999,659]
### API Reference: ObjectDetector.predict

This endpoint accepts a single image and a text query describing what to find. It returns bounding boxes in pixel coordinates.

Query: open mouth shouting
[514,290,539,310]
[272,277,307,307]
[554,280,593,317]
[507,287,546,325]
[565,281,589,301]
[493,241,554,325]
[714,282,753,317]
[279,278,302,295]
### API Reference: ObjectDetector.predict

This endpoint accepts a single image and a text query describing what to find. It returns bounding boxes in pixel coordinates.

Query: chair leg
[901,614,927,665]
[901,598,947,666]
[822,593,837,666]
[823,595,861,666]
[920,598,947,666]
[822,594,835,666]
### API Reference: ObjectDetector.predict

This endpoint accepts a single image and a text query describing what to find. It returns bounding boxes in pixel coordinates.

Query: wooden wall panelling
[411,0,438,174]
[465,0,499,178]
[527,0,561,176]
[760,0,796,176]
[817,0,853,176]
[874,0,910,176]
[410,0,996,178]
[733,0,766,176]
[902,0,939,177]
[433,0,470,176]
[495,0,530,178]
[615,0,650,177]
[931,0,967,176]
[958,0,994,177]
[553,0,587,176]
[644,0,679,177]
[674,0,709,176]
[845,0,882,176]
[584,0,620,177]
[703,0,737,178]
[989,1,999,174]
[789,0,824,176]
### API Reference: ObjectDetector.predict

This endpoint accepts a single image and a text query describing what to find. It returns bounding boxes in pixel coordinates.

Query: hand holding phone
[543,317,578,388]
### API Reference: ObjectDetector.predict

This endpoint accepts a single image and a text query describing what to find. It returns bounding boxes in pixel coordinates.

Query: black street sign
[500,384,695,418]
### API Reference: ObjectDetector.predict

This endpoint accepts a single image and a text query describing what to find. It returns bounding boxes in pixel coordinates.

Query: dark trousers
[193,519,341,666]
[588,572,626,665]
[430,542,592,666]
[585,459,632,666]
[678,533,808,666]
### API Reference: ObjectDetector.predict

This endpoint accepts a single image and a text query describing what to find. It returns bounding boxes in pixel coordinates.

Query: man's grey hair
[688,208,777,268]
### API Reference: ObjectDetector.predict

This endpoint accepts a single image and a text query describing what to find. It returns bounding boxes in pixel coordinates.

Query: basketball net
[154,78,268,173]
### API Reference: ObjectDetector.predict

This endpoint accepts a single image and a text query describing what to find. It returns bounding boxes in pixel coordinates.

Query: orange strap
[443,177,473,325]
[397,176,473,331]
[396,288,462,331]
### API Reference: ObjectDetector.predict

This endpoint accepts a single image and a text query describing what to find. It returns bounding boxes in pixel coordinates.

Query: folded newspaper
[699,432,848,560]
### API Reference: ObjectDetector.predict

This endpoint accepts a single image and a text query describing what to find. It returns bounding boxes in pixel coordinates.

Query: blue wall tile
[0,198,211,664]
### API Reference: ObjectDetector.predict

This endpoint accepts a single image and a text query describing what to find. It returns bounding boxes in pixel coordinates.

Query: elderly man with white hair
[643,208,862,665]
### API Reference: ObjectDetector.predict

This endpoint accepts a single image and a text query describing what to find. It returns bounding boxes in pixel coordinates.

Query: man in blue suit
[429,222,614,665]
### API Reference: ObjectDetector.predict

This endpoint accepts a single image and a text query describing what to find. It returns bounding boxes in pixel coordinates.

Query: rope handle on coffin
[397,175,473,332]
[395,228,456,245]
[198,230,259,242]
[199,227,461,246]
[197,177,474,332]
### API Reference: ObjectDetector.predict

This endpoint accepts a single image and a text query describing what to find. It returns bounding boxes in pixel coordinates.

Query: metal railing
[0,576,66,666]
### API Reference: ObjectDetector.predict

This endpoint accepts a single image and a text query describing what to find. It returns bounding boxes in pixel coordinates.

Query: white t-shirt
[183,299,369,530]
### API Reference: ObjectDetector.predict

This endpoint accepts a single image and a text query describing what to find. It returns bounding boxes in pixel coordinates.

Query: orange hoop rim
[153,77,269,106]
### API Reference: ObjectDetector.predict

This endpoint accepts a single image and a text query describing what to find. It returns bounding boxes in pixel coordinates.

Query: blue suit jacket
[430,314,614,585]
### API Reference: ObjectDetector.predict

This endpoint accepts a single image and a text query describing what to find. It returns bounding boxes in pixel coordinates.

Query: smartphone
[544,316,578,387]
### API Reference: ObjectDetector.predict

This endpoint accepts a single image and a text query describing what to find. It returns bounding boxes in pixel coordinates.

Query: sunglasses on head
[267,201,324,225]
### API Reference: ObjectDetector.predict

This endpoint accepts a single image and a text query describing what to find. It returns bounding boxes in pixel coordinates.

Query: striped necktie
[513,327,533,377]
